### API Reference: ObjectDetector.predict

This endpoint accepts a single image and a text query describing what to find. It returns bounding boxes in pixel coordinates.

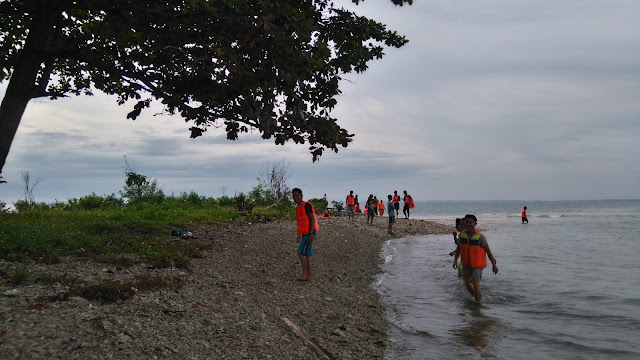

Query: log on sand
[282,317,336,359]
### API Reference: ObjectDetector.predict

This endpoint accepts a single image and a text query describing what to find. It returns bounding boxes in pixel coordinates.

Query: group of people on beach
[290,188,415,283]
[292,187,501,302]
[345,190,415,233]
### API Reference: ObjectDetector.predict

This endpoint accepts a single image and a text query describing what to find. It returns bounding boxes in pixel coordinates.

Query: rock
[3,288,18,296]
[117,333,133,343]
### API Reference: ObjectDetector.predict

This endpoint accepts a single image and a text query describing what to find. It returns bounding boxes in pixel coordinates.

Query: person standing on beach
[521,206,528,224]
[454,215,498,301]
[387,195,395,235]
[346,191,355,221]
[366,194,376,225]
[293,188,319,282]
[402,190,413,219]
[374,196,379,215]
[379,197,385,216]
[393,190,401,216]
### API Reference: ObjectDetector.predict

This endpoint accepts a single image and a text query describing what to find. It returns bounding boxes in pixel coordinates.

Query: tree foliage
[0,0,411,176]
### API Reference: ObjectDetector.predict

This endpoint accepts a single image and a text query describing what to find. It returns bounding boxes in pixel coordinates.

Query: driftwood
[282,317,336,360]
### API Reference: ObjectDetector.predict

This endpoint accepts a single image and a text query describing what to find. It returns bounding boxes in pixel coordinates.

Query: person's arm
[483,243,498,274]
[453,246,460,269]
[305,203,316,242]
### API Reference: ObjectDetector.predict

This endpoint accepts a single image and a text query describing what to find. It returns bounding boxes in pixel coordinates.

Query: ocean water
[375,200,640,360]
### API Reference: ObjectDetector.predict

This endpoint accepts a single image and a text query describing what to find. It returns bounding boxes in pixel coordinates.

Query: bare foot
[297,276,308,281]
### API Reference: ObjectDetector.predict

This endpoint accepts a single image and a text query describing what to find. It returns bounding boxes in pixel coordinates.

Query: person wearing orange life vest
[453,215,498,302]
[402,190,414,219]
[378,197,385,216]
[293,188,319,282]
[346,190,355,221]
[392,190,401,216]
[366,194,376,225]
[521,206,528,224]
[374,196,379,215]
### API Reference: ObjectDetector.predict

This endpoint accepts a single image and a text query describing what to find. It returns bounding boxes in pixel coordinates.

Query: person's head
[455,217,463,231]
[403,190,407,195]
[464,214,478,229]
[524,206,527,210]
[388,195,392,200]
[374,196,377,199]
[394,190,398,195]
[292,188,303,205]
[350,190,353,195]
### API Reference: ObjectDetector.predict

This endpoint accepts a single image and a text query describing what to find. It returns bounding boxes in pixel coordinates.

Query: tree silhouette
[0,0,412,177]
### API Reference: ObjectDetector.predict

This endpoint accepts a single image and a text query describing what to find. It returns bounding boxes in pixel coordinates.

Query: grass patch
[1,192,295,268]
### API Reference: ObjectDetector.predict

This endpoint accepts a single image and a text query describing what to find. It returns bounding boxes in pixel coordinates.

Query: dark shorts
[389,216,396,224]
[522,217,528,223]
[367,211,375,219]
[403,204,410,212]
[297,232,316,257]
[394,203,400,211]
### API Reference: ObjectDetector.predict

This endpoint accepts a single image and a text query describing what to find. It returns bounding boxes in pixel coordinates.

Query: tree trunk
[0,6,56,177]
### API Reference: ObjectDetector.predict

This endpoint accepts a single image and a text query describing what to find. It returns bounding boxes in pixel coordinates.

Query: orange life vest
[521,210,526,217]
[393,195,400,204]
[347,195,355,206]
[458,230,487,269]
[296,201,319,235]
[379,201,385,210]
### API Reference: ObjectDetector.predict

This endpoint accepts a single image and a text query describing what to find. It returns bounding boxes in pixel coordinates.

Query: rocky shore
[1,215,452,359]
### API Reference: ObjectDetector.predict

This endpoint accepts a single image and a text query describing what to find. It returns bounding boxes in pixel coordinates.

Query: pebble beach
[1,215,452,359]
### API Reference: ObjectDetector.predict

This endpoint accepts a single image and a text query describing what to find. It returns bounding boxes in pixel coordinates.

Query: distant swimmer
[521,206,528,224]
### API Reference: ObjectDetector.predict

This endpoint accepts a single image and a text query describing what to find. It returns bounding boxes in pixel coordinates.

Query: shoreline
[0,216,453,359]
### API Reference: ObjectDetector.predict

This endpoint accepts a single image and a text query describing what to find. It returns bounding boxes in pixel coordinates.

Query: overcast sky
[1,0,639,204]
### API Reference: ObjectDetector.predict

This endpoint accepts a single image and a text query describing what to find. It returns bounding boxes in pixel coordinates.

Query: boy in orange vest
[292,188,319,282]
[454,215,498,301]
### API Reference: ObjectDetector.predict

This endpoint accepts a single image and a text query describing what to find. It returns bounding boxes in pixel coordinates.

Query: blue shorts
[388,216,396,224]
[348,205,354,213]
[298,231,316,257]
[463,266,483,278]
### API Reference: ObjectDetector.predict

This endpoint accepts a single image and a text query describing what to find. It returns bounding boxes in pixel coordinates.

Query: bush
[331,200,344,213]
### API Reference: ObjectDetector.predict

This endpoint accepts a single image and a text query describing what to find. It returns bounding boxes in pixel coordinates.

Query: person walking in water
[346,191,355,221]
[521,206,528,224]
[454,215,498,302]
[293,188,319,282]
